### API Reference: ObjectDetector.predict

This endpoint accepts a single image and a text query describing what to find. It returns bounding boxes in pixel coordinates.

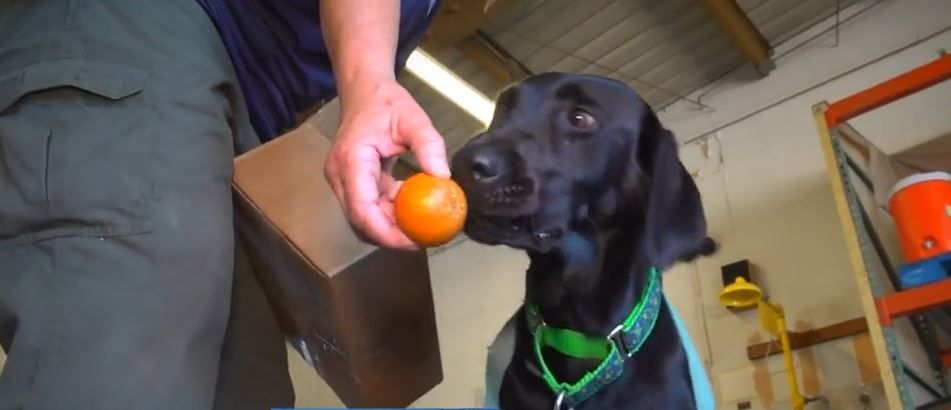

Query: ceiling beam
[421,0,518,52]
[700,0,775,76]
[419,0,519,85]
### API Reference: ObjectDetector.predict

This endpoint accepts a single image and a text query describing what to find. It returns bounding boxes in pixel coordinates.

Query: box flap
[233,123,376,277]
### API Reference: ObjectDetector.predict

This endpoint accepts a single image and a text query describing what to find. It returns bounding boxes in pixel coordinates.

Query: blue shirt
[195,0,440,141]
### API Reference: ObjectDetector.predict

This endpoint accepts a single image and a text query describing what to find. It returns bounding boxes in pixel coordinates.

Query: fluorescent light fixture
[405,48,495,127]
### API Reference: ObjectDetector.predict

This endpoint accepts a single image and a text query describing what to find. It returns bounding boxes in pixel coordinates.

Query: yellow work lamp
[719,276,806,410]
[718,277,762,308]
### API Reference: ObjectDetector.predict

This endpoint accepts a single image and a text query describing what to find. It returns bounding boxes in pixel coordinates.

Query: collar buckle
[553,391,575,410]
[607,324,633,357]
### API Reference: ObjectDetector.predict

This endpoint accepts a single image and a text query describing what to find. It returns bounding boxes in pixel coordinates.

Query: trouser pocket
[0,56,154,243]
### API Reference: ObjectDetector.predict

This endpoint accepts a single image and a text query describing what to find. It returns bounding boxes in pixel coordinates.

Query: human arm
[320,0,450,249]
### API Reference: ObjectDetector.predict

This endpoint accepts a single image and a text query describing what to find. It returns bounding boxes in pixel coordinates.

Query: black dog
[451,73,716,409]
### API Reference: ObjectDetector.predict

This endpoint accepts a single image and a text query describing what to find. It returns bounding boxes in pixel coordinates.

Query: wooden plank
[813,102,905,410]
[747,317,868,360]
[853,333,883,384]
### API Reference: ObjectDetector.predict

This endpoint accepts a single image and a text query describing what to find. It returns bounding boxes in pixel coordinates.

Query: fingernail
[434,165,452,178]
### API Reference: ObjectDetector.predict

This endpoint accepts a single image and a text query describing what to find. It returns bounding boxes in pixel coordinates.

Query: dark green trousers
[0,1,294,408]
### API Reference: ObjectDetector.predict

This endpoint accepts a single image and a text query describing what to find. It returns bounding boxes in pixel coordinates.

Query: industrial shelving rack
[814,53,951,410]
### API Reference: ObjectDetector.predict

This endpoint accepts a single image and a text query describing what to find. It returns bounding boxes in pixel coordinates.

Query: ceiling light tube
[405,48,496,127]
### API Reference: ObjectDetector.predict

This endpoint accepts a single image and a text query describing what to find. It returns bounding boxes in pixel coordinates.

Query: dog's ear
[636,113,714,269]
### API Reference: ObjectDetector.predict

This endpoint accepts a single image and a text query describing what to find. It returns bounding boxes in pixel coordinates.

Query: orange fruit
[394,173,468,247]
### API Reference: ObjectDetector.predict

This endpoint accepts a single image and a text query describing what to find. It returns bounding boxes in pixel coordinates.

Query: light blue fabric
[483,295,715,409]
[667,295,717,410]
[483,312,517,410]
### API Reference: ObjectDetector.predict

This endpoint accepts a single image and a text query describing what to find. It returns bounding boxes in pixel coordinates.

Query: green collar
[525,267,663,409]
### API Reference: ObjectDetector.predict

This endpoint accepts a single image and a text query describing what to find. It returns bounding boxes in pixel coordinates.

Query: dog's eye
[567,109,597,131]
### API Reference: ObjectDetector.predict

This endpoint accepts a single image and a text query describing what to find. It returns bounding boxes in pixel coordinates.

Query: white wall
[651,0,951,408]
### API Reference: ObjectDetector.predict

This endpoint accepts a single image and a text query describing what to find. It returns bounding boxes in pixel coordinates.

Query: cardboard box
[232,123,443,407]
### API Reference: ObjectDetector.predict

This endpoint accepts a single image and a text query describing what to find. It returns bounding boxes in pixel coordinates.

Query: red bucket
[888,171,951,264]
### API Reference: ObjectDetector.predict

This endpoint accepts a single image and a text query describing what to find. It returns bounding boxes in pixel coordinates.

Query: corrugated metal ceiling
[398,0,854,164]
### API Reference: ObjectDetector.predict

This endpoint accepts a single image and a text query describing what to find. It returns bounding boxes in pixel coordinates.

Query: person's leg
[0,0,288,408]
[212,234,295,410]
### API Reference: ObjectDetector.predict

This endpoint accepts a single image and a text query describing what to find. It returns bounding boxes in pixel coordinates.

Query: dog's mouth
[463,210,566,252]
[456,177,536,216]
[454,177,573,251]
[485,182,533,205]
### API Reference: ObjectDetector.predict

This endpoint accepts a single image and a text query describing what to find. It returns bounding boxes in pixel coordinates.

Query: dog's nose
[470,152,500,182]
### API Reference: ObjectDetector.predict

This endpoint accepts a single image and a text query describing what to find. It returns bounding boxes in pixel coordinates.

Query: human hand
[324,77,450,249]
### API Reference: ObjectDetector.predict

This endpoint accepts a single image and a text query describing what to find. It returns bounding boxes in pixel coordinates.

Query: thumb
[405,123,451,179]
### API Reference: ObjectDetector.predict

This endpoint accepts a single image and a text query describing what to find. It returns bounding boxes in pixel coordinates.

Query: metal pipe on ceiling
[689,0,885,109]
[681,23,951,147]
